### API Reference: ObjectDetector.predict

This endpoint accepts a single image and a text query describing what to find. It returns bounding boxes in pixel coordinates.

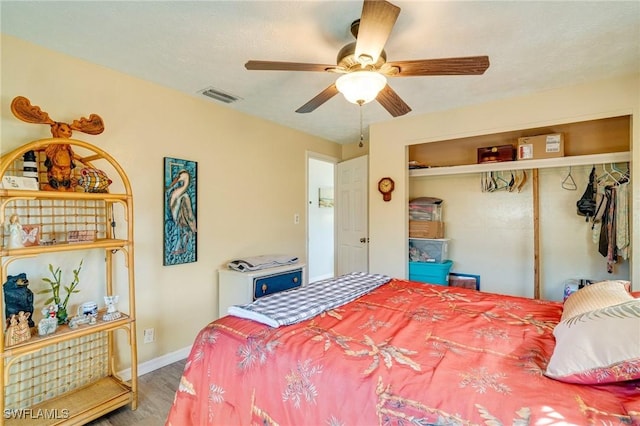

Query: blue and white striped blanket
[227,272,391,327]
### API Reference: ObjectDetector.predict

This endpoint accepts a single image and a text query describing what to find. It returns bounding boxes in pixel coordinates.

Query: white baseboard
[118,345,192,381]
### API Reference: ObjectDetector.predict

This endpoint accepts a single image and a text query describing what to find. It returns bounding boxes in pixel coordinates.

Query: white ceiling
[2,1,639,145]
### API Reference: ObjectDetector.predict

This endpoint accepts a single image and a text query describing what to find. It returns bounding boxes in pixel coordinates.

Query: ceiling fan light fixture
[336,71,386,105]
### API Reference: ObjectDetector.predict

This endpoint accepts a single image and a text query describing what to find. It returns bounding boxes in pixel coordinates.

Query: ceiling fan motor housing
[337,42,387,70]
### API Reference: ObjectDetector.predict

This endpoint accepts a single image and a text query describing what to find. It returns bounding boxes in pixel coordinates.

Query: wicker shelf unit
[0,138,137,425]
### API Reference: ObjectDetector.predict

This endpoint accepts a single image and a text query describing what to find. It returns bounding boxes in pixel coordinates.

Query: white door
[307,156,335,282]
[336,155,369,275]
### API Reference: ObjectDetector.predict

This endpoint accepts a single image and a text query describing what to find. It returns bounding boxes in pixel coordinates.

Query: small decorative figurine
[79,301,98,317]
[10,96,105,192]
[22,150,38,182]
[77,168,112,193]
[38,305,58,336]
[5,214,24,249]
[3,273,34,328]
[69,300,99,328]
[102,295,121,321]
[42,143,77,191]
[69,313,97,329]
[5,311,32,347]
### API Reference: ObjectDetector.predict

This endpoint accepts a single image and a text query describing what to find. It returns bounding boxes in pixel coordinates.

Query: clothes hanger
[507,171,516,192]
[597,163,619,186]
[561,166,577,190]
[610,162,630,183]
[517,170,527,192]
[494,171,511,191]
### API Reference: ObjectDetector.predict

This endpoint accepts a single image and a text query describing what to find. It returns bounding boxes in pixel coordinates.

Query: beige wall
[1,35,341,367]
[342,140,369,160]
[369,73,639,291]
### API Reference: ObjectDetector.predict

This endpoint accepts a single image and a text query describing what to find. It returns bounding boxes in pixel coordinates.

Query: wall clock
[378,177,395,201]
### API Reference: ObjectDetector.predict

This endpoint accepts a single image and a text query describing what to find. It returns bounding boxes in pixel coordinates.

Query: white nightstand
[218,263,306,318]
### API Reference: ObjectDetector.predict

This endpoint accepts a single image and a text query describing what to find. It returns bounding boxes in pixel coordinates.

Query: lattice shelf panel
[4,332,108,410]
[1,198,109,247]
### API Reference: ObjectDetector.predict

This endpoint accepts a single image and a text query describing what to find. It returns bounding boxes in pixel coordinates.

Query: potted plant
[38,260,83,324]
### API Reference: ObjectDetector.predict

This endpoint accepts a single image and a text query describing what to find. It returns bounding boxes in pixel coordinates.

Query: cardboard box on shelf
[409,220,445,239]
[517,133,564,160]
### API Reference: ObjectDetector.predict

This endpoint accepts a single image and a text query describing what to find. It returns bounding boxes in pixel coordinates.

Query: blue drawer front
[409,260,452,285]
[253,269,302,299]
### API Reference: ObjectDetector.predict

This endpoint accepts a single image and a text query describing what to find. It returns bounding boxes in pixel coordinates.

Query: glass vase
[57,305,68,325]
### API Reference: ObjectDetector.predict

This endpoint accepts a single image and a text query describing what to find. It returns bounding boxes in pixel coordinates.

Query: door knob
[360,237,368,243]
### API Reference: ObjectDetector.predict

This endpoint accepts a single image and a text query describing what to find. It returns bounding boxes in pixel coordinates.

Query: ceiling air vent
[198,86,242,104]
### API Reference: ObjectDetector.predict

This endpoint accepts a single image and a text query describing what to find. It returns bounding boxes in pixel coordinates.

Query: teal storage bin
[409,260,453,285]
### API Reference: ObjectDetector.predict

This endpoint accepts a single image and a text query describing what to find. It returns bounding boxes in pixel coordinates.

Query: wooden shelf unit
[0,138,137,425]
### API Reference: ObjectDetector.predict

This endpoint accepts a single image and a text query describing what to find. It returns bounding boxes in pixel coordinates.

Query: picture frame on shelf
[448,272,481,290]
[21,224,41,247]
[67,230,96,244]
[1,175,38,190]
[163,157,198,266]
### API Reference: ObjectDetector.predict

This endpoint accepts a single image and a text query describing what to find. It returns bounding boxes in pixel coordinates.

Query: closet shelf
[409,151,631,177]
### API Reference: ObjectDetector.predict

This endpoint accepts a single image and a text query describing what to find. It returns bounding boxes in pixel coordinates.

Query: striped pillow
[546,280,640,384]
[561,280,632,321]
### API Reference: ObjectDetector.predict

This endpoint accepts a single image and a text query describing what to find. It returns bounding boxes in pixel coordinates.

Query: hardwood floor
[87,359,186,426]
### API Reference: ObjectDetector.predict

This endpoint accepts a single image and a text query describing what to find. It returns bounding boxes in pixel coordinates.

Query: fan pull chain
[359,101,364,148]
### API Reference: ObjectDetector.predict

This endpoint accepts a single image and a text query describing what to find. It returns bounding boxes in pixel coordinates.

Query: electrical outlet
[294,213,300,224]
[143,328,155,344]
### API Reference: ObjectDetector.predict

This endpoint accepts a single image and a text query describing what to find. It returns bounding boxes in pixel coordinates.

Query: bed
[166,273,640,425]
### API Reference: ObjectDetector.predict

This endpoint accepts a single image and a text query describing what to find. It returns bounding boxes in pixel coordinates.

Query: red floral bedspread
[166,279,640,425]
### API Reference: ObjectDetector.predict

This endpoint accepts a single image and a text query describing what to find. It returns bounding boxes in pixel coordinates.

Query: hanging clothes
[591,184,607,244]
[616,181,630,260]
[598,186,617,273]
[590,163,631,273]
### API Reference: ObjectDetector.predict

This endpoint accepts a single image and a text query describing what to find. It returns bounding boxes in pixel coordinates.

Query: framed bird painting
[163,157,198,266]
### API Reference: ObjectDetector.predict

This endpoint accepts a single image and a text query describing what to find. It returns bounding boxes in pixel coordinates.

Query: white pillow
[546,281,640,384]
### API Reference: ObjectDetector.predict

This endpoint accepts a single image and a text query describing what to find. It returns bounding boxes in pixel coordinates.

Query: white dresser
[218,263,306,318]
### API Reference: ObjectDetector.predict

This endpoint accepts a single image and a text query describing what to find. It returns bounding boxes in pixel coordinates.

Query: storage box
[477,145,516,163]
[409,198,442,221]
[409,220,445,239]
[408,238,449,263]
[517,133,564,160]
[449,273,480,290]
[409,260,453,285]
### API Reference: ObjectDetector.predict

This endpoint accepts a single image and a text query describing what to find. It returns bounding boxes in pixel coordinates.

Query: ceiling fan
[245,0,490,117]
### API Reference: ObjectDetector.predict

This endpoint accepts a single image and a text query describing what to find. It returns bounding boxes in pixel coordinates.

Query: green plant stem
[39,260,83,311]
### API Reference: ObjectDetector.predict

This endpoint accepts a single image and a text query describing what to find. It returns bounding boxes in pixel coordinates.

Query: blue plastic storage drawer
[253,269,302,299]
[409,260,453,285]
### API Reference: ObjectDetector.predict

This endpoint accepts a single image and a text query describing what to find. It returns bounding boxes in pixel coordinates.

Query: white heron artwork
[163,157,198,265]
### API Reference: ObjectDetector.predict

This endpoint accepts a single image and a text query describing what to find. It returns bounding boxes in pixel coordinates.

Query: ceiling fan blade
[376,84,411,117]
[355,0,400,65]
[245,60,334,72]
[296,84,340,113]
[386,56,490,76]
